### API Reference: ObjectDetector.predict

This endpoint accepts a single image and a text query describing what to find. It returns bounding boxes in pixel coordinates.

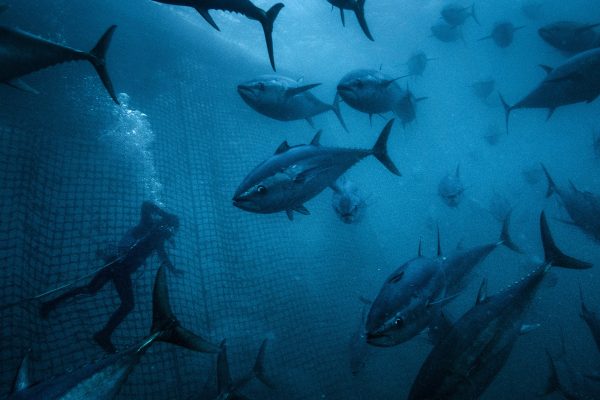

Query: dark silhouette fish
[542,164,600,244]
[431,21,463,43]
[539,21,600,55]
[237,75,347,131]
[212,339,274,400]
[499,48,600,131]
[337,69,406,122]
[0,25,119,103]
[331,177,367,224]
[521,0,543,20]
[233,120,400,220]
[8,266,219,400]
[580,287,600,353]
[408,212,592,400]
[394,87,427,128]
[471,78,495,100]
[441,3,478,27]
[327,0,373,41]
[405,51,436,77]
[483,123,502,145]
[479,22,525,48]
[152,0,284,71]
[438,164,465,207]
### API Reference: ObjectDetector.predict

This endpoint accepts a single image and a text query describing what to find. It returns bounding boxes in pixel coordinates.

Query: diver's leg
[39,269,111,319]
[93,272,135,353]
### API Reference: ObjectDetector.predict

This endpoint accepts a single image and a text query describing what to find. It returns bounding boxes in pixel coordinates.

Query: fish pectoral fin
[293,165,331,184]
[195,7,220,31]
[284,83,321,99]
[539,64,553,75]
[305,116,315,128]
[427,292,460,307]
[387,271,405,284]
[519,323,541,335]
[5,79,39,95]
[293,205,310,215]
[285,209,294,221]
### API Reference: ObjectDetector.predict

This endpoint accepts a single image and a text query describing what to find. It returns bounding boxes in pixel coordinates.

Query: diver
[39,201,183,353]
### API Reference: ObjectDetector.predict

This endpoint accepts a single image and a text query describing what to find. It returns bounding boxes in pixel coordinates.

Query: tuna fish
[331,177,367,224]
[539,21,600,55]
[0,25,118,103]
[438,165,465,208]
[499,48,600,132]
[521,0,543,20]
[405,51,436,77]
[471,78,495,100]
[483,123,502,145]
[8,266,219,400]
[441,3,478,27]
[212,339,273,400]
[542,164,600,243]
[327,0,373,41]
[407,212,592,400]
[152,0,284,71]
[431,21,463,43]
[233,119,400,220]
[394,87,427,128]
[237,75,347,131]
[580,287,600,353]
[479,22,525,48]
[336,69,406,122]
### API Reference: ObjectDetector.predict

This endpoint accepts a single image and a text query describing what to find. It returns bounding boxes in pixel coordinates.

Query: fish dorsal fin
[297,76,304,84]
[418,239,422,257]
[568,179,578,192]
[274,141,290,155]
[310,130,322,146]
[436,225,443,257]
[285,83,321,99]
[476,278,488,305]
[388,270,405,284]
[11,350,33,393]
[539,64,553,75]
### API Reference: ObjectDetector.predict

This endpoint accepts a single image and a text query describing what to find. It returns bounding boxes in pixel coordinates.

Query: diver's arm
[157,244,184,276]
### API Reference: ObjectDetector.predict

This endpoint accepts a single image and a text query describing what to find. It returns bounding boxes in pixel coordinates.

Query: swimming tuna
[327,0,373,41]
[0,25,118,103]
[233,120,400,220]
[331,177,367,224]
[405,51,435,77]
[471,78,495,101]
[336,70,406,122]
[8,266,219,400]
[431,21,463,43]
[438,165,465,208]
[212,339,273,400]
[499,48,600,131]
[520,0,543,20]
[152,0,284,71]
[479,22,525,48]
[542,164,600,243]
[441,3,478,27]
[545,339,600,399]
[237,75,347,131]
[408,212,592,400]
[580,287,600,353]
[394,87,427,128]
[539,21,600,55]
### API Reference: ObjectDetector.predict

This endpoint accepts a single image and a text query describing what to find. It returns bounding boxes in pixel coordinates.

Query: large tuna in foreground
[233,120,400,220]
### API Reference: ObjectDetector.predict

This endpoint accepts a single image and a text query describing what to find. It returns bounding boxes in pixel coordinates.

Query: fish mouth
[237,85,255,98]
[365,331,394,347]
[336,84,352,94]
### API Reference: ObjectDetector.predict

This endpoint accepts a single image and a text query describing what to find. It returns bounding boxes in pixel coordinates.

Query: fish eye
[258,83,265,90]
[394,317,404,328]
[356,80,364,88]
[257,185,268,195]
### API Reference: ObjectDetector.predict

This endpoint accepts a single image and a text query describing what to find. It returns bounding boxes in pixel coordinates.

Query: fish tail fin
[151,266,220,353]
[88,25,119,104]
[498,92,511,134]
[470,3,480,25]
[261,3,285,71]
[371,119,401,176]
[540,211,592,270]
[540,163,557,198]
[253,339,275,389]
[331,93,348,132]
[354,0,374,41]
[499,211,523,253]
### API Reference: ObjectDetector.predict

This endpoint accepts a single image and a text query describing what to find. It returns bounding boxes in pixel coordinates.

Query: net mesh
[0,2,400,399]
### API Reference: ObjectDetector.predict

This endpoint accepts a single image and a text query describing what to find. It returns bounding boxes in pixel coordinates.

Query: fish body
[331,177,367,224]
[0,25,118,103]
[438,165,464,207]
[441,3,478,26]
[431,21,462,43]
[237,75,346,130]
[337,69,405,117]
[539,21,600,55]
[233,120,400,220]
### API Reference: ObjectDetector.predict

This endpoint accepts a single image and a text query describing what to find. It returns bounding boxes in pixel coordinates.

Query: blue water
[1,0,600,399]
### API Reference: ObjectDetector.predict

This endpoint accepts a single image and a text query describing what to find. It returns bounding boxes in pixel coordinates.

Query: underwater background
[1,0,600,399]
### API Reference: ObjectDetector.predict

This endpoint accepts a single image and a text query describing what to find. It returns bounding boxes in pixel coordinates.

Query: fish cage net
[0,2,412,399]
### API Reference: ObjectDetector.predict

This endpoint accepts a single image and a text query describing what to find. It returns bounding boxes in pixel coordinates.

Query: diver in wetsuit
[39,201,183,353]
